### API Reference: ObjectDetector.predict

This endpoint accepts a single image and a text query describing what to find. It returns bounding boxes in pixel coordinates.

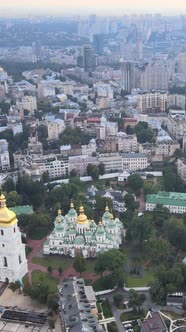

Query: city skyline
[1,0,186,16]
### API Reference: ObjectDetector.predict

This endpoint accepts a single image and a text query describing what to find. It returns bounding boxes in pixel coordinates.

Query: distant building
[146,191,186,214]
[122,153,148,171]
[117,132,138,152]
[167,114,186,139]
[137,91,167,113]
[83,45,96,73]
[177,158,186,183]
[120,61,135,93]
[0,139,10,170]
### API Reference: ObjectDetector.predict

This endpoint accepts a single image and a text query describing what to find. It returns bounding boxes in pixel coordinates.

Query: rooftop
[10,205,33,215]
[146,191,186,207]
[122,152,147,158]
[139,312,167,332]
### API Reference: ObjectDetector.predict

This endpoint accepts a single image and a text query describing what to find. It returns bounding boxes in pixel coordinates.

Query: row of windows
[1,228,16,236]
[3,255,22,267]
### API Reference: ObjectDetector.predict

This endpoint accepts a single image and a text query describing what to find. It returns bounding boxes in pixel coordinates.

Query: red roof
[67,113,74,119]
[124,118,137,122]
[87,117,101,123]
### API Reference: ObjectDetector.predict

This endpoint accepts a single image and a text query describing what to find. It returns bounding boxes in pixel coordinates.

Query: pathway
[26,238,99,284]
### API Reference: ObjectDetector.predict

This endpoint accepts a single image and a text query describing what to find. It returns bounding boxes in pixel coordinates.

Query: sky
[1,0,186,16]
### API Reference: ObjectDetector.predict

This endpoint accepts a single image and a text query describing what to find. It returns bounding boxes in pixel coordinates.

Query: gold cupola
[105,204,109,212]
[0,193,17,227]
[77,205,88,225]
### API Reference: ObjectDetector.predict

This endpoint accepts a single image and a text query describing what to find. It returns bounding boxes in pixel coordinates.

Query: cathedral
[0,193,28,283]
[43,202,124,258]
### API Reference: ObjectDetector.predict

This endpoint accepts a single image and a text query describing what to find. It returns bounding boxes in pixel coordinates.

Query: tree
[124,193,138,211]
[135,121,153,143]
[23,282,49,304]
[98,163,105,176]
[47,293,58,311]
[58,266,63,275]
[42,171,50,183]
[95,249,127,277]
[113,294,124,308]
[6,191,22,207]
[87,164,99,180]
[126,125,135,135]
[128,174,144,192]
[127,214,153,248]
[48,266,53,274]
[73,253,86,276]
[2,178,15,193]
[145,238,171,263]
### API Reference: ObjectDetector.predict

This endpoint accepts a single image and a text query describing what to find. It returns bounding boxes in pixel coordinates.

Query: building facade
[146,191,186,214]
[122,153,148,171]
[0,194,28,283]
[0,139,10,171]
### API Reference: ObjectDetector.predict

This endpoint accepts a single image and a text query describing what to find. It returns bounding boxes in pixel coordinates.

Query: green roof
[10,205,34,215]
[146,191,186,207]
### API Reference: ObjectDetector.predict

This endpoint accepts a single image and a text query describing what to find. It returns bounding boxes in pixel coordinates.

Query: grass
[125,270,155,287]
[29,228,49,240]
[84,279,93,285]
[107,321,118,332]
[32,270,59,293]
[85,260,96,273]
[25,246,33,257]
[120,309,146,322]
[32,256,96,275]
[102,299,113,318]
[32,255,71,271]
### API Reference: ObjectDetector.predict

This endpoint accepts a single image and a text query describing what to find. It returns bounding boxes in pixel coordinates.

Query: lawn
[120,309,146,322]
[32,255,72,271]
[29,227,49,240]
[32,256,96,274]
[125,270,155,287]
[32,270,59,293]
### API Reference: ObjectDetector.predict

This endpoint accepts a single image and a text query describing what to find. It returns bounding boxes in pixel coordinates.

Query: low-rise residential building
[82,139,97,156]
[146,191,186,214]
[155,140,180,156]
[167,114,186,139]
[0,139,10,170]
[98,153,122,173]
[117,132,138,152]
[16,96,37,117]
[166,292,185,307]
[69,155,98,176]
[122,153,148,171]
[46,118,65,140]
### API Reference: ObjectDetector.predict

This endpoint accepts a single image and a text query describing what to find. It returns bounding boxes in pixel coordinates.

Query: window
[19,255,22,264]
[3,257,7,267]
[1,230,4,236]
[2,244,5,247]
[14,227,16,233]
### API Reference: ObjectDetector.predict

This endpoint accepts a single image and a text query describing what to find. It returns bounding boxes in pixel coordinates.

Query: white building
[43,203,124,258]
[168,94,186,110]
[167,114,186,139]
[46,118,65,140]
[0,193,28,283]
[122,153,148,171]
[146,191,186,214]
[137,91,167,113]
[98,153,122,173]
[117,132,138,152]
[16,96,37,116]
[0,140,10,171]
[82,139,97,156]
[177,158,186,183]
[69,155,98,176]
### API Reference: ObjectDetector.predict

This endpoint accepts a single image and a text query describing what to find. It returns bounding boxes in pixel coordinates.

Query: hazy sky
[1,0,186,16]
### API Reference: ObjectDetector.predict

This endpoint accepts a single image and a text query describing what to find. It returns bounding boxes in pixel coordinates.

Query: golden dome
[77,205,88,225]
[70,200,74,209]
[105,204,109,212]
[57,216,61,223]
[110,213,114,220]
[0,194,17,227]
[58,209,61,215]
[99,221,103,226]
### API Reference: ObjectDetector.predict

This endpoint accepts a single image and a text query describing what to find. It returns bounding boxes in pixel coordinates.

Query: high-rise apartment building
[139,62,170,90]
[120,61,135,93]
[83,45,96,73]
